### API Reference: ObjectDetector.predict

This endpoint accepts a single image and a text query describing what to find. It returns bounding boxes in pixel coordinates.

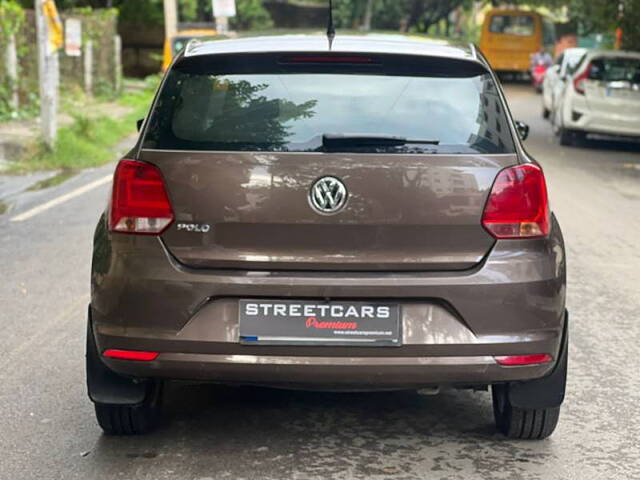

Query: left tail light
[109,159,174,234]
[573,63,591,95]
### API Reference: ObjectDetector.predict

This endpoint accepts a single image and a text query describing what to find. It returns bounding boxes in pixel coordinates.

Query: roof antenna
[327,0,336,49]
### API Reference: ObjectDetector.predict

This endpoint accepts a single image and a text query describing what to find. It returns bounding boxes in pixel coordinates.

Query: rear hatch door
[142,150,516,271]
[140,50,518,271]
[584,55,640,117]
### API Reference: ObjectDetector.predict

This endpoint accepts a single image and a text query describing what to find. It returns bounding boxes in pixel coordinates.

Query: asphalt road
[1,85,639,480]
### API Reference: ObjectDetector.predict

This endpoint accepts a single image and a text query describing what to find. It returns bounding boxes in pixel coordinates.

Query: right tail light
[482,164,550,239]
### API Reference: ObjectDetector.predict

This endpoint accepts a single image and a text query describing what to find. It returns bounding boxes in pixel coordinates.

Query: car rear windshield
[589,56,640,83]
[489,15,535,36]
[142,58,515,155]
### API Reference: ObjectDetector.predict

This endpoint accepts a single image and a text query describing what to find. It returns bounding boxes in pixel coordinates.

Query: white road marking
[10,174,112,222]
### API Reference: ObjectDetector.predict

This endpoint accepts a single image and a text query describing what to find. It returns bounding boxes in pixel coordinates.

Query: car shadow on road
[83,382,548,478]
[578,137,640,154]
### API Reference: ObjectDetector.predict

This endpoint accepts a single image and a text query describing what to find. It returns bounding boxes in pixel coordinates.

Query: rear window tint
[143,63,515,155]
[489,15,535,36]
[589,57,640,83]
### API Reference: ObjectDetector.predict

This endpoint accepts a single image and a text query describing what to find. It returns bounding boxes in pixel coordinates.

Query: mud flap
[86,306,152,405]
[508,311,568,409]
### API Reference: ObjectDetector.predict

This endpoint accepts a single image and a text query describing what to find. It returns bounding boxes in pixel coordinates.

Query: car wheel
[94,387,162,435]
[86,316,163,435]
[558,127,575,146]
[492,384,560,440]
[492,315,567,440]
[542,107,550,119]
[572,130,586,146]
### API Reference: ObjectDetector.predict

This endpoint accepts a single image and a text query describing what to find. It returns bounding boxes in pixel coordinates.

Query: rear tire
[94,382,163,435]
[559,127,576,146]
[542,107,550,119]
[492,384,560,440]
[86,313,163,435]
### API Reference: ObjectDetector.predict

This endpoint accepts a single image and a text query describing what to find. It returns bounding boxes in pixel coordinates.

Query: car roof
[563,47,587,55]
[583,49,640,59]
[184,34,478,62]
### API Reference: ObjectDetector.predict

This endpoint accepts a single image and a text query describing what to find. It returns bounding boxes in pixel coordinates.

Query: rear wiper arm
[322,133,440,149]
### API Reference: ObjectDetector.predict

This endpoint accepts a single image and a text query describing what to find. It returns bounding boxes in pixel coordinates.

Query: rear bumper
[91,215,566,390]
[101,351,556,390]
[564,102,640,137]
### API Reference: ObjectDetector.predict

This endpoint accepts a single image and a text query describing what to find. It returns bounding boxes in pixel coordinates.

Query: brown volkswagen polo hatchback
[87,35,567,439]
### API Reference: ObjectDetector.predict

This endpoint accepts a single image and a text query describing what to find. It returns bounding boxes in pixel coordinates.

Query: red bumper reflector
[495,354,552,366]
[103,349,159,362]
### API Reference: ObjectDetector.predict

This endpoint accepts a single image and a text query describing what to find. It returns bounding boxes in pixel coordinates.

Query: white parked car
[552,50,640,146]
[542,47,587,119]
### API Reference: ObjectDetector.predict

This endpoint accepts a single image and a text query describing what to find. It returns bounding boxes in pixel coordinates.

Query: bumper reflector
[495,354,552,366]
[103,349,159,362]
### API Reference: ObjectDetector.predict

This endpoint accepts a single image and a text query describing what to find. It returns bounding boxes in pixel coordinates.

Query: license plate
[239,300,401,346]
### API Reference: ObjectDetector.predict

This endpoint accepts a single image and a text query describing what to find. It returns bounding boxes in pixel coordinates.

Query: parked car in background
[542,47,588,118]
[552,50,640,146]
[161,27,218,71]
[480,8,556,76]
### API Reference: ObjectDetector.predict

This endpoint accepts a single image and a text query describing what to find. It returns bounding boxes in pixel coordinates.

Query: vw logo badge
[309,176,348,215]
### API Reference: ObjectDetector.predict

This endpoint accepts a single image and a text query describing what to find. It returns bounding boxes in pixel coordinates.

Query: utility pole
[163,0,178,41]
[35,0,60,149]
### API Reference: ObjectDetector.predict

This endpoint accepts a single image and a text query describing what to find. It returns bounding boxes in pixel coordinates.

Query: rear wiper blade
[322,133,440,149]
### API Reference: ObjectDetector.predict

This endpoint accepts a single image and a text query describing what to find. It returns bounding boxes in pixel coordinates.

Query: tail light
[109,159,174,234]
[573,63,591,95]
[482,164,550,239]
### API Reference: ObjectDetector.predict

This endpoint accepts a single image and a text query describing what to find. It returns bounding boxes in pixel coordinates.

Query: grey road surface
[1,85,639,480]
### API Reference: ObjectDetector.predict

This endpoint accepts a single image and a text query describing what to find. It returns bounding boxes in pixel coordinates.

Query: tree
[230,0,273,30]
[331,0,471,34]
[404,0,469,33]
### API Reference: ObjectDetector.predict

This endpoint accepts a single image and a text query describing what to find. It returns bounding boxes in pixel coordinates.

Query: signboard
[64,18,82,57]
[212,0,236,17]
[43,0,63,54]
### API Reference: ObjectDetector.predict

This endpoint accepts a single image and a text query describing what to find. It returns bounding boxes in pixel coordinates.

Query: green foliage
[0,0,26,120]
[67,6,119,41]
[10,77,159,172]
[329,0,471,33]
[0,0,25,36]
[486,0,639,49]
[115,0,164,26]
[231,0,273,30]
[620,0,640,50]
